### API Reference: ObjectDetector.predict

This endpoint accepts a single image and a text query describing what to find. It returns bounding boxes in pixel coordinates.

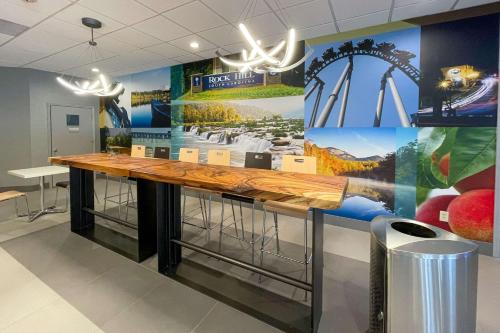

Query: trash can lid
[371,216,478,257]
[393,239,477,258]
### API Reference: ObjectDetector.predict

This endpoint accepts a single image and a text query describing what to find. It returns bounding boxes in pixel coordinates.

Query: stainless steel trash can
[369,216,478,333]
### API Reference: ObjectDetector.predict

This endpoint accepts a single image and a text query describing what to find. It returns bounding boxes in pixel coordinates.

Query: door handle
[53,149,58,154]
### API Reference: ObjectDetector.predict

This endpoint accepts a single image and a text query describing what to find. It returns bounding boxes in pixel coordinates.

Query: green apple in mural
[448,189,494,243]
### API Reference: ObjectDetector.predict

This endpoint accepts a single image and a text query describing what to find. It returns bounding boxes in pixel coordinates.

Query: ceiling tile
[0,32,13,44]
[241,12,287,39]
[394,0,418,6]
[277,0,333,30]
[55,4,125,34]
[0,0,47,27]
[195,48,223,59]
[133,15,191,41]
[199,0,271,23]
[392,0,455,21]
[172,53,203,64]
[169,34,216,52]
[4,0,71,15]
[106,27,162,48]
[35,18,99,42]
[0,44,49,65]
[330,0,392,20]
[198,24,244,46]
[136,0,193,13]
[95,35,139,53]
[0,59,19,67]
[144,42,191,58]
[78,0,156,25]
[455,0,499,9]
[221,42,246,54]
[8,28,80,55]
[296,22,336,40]
[27,43,116,72]
[337,10,390,32]
[163,1,226,32]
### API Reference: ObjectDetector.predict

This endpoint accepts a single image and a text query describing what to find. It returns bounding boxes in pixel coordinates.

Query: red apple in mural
[438,153,450,177]
[416,195,457,231]
[448,189,494,242]
[453,166,495,193]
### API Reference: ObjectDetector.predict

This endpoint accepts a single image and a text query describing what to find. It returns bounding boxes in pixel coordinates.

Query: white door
[50,104,95,183]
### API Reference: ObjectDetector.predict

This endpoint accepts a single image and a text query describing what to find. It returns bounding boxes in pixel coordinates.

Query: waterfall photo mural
[305,27,420,128]
[170,43,305,168]
[416,14,499,127]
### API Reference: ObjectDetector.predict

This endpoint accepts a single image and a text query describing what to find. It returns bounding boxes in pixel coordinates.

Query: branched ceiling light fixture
[216,0,313,73]
[57,17,123,97]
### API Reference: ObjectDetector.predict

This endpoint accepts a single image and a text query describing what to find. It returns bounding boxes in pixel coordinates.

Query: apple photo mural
[416,127,496,242]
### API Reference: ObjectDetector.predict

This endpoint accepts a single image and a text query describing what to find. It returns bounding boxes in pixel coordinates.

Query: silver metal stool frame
[259,207,312,300]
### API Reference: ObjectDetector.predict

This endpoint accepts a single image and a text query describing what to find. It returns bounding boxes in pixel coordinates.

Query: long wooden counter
[50,153,348,210]
[50,152,346,333]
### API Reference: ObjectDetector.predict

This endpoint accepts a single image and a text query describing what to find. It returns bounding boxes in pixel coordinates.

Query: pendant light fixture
[56,17,123,97]
[217,0,312,73]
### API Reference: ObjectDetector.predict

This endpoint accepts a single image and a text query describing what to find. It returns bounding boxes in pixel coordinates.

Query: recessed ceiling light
[91,68,100,72]
[190,41,199,49]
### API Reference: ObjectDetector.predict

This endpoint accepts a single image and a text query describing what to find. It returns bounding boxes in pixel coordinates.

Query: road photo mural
[304,14,498,244]
[169,42,305,167]
[99,67,172,156]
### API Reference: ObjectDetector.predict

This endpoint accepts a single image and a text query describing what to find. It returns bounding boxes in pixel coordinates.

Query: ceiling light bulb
[190,41,199,49]
[91,68,100,73]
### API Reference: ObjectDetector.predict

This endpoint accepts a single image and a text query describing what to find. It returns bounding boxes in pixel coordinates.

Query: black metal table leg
[156,182,182,275]
[311,208,324,333]
[70,167,94,232]
[137,179,158,262]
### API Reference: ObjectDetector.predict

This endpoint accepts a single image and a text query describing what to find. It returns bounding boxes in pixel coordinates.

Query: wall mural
[304,14,498,244]
[99,67,172,156]
[169,41,305,167]
[98,13,498,244]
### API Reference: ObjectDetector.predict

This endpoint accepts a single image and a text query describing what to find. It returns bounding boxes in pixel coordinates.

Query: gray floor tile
[62,262,164,326]
[101,279,217,333]
[192,302,283,333]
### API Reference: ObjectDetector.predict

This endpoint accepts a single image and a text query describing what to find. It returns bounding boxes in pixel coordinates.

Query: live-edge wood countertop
[50,153,348,210]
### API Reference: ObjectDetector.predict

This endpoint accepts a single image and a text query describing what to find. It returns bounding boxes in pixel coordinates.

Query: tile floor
[0,178,499,332]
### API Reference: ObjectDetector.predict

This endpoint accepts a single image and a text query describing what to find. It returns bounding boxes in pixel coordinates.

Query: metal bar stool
[259,155,317,300]
[218,152,272,264]
[179,148,211,233]
[103,144,145,220]
[0,190,31,220]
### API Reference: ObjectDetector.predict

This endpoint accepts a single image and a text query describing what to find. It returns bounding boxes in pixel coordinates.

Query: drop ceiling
[0,0,496,77]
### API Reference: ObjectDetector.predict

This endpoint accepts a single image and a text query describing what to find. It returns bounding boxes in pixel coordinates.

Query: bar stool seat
[55,180,69,189]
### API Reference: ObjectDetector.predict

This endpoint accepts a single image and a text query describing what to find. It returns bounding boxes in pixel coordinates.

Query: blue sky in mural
[305,27,420,127]
[306,127,395,158]
[115,67,171,128]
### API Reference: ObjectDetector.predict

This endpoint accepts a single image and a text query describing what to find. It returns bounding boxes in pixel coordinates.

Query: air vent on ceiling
[0,19,29,37]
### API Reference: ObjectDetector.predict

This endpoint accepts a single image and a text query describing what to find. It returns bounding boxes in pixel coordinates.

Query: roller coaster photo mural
[304,13,498,244]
